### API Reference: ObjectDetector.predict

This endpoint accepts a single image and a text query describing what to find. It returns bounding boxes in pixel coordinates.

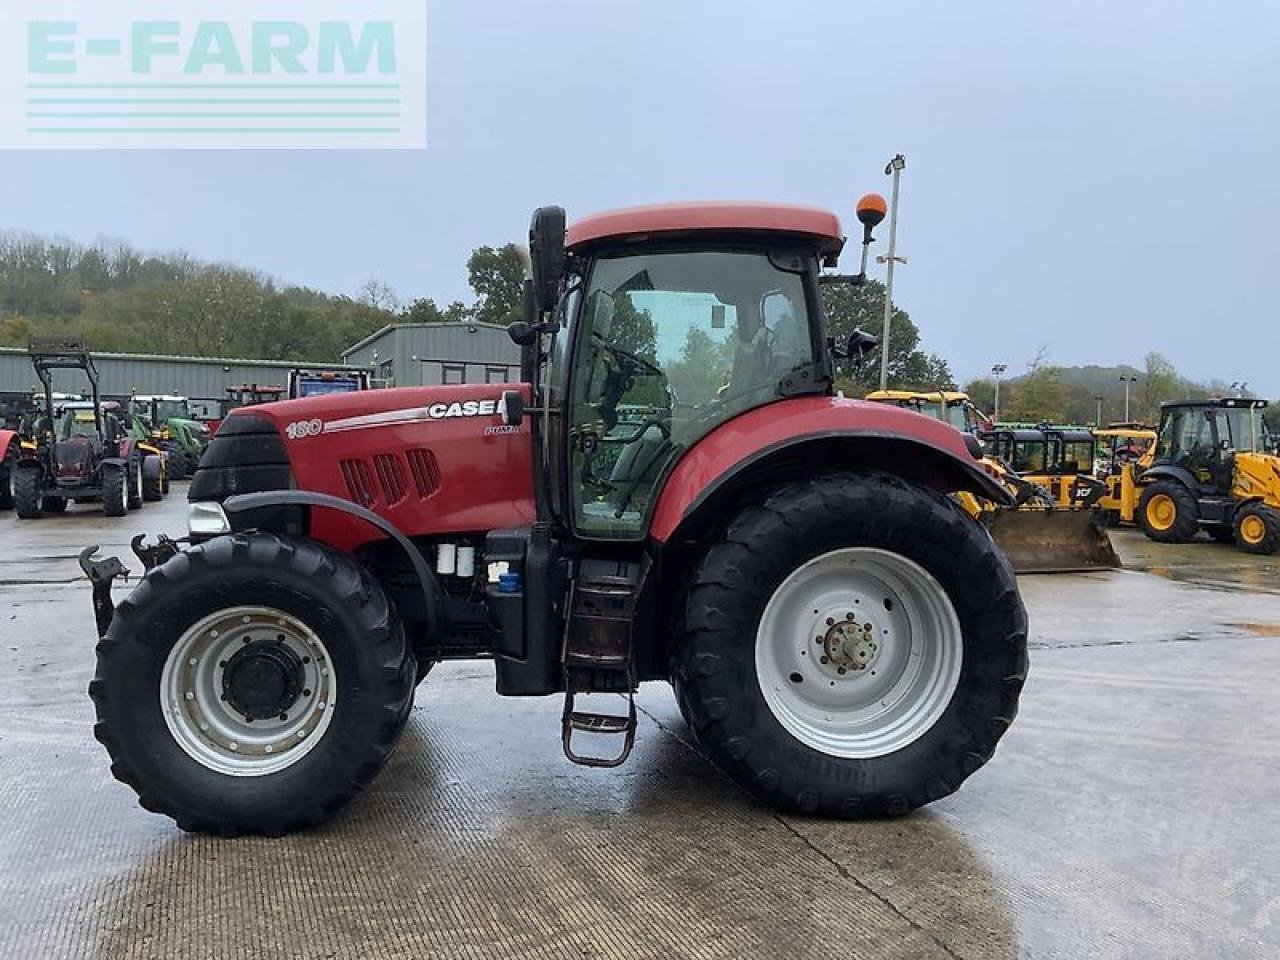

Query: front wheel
[13,466,42,519]
[672,471,1028,818]
[90,534,414,835]
[0,443,14,510]
[101,464,128,517]
[1235,503,1280,555]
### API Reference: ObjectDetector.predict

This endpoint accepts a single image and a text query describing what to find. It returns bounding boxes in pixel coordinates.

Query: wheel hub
[818,613,881,675]
[161,606,336,777]
[222,640,304,720]
[1241,515,1265,543]
[755,548,964,759]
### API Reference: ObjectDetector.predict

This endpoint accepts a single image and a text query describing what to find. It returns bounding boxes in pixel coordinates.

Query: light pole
[1119,375,1138,421]
[1094,394,1104,426]
[991,363,1007,422]
[877,154,907,392]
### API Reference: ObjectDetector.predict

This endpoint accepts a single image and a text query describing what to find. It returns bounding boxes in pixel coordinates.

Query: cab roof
[865,390,972,404]
[1161,397,1268,410]
[566,202,845,255]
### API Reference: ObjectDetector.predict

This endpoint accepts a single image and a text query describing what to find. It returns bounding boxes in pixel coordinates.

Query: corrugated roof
[0,346,363,372]
[341,321,512,359]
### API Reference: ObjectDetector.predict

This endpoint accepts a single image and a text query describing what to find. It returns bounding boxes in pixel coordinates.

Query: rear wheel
[672,471,1028,818]
[89,533,414,835]
[127,454,144,510]
[1136,481,1199,543]
[14,467,41,519]
[102,464,128,517]
[1235,503,1280,555]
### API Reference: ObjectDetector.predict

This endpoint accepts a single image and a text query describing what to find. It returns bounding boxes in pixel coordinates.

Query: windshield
[1010,441,1046,474]
[1220,407,1268,453]
[568,248,816,537]
[155,400,189,421]
[59,411,99,440]
[296,378,361,397]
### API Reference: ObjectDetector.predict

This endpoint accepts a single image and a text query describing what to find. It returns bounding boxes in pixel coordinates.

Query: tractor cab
[531,209,839,538]
[979,427,1047,475]
[1152,398,1271,494]
[1043,428,1096,477]
[1094,425,1156,477]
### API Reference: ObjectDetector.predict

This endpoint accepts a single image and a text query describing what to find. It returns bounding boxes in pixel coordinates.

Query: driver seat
[609,424,668,490]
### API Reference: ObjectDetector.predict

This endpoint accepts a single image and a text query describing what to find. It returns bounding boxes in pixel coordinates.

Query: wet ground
[1,492,1277,959]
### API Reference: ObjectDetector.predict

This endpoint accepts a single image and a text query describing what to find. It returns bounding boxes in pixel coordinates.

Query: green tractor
[129,395,211,480]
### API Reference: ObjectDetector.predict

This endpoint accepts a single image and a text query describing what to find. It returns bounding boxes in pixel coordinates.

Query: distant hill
[962,356,1223,425]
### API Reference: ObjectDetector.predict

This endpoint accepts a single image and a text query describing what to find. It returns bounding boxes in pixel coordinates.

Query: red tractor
[16,338,151,518]
[86,202,1028,835]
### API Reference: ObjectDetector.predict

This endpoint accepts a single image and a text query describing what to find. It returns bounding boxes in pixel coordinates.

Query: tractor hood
[222,385,508,434]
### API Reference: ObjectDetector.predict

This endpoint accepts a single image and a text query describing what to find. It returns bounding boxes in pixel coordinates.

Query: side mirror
[529,206,566,314]
[829,329,878,360]
[499,390,524,427]
[507,321,538,346]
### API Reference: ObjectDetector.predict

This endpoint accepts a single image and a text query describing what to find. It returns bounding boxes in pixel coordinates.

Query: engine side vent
[406,448,441,499]
[372,453,408,506]
[339,458,377,508]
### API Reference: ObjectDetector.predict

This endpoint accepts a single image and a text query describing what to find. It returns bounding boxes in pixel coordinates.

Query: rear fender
[650,396,1010,544]
[0,429,16,458]
[1140,464,1199,492]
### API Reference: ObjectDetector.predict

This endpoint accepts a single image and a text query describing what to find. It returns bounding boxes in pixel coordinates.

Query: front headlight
[188,501,231,538]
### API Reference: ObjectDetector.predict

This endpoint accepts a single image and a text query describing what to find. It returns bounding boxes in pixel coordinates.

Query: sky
[1,0,1277,396]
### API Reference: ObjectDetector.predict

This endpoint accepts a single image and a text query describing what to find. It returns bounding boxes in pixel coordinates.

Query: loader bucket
[984,509,1122,574]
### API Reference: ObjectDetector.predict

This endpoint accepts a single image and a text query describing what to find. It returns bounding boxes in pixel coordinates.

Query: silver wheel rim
[755,548,963,759]
[160,606,337,777]
[134,459,143,501]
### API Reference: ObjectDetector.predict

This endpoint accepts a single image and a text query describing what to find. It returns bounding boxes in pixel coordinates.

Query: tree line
[0,234,530,363]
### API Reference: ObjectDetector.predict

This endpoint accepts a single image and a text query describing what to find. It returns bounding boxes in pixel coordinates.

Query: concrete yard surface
[1,493,1278,959]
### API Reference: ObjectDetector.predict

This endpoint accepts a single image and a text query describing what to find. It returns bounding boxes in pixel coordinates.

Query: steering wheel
[592,332,663,377]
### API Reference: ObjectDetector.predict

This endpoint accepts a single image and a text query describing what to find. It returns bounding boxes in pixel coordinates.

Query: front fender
[223,489,444,639]
[650,396,1010,543]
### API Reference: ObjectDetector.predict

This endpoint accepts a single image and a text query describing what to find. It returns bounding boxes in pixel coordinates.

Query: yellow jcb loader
[1136,398,1280,554]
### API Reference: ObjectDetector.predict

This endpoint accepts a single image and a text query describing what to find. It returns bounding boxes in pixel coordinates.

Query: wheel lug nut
[826,618,835,626]
[837,667,847,675]
[819,656,829,664]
